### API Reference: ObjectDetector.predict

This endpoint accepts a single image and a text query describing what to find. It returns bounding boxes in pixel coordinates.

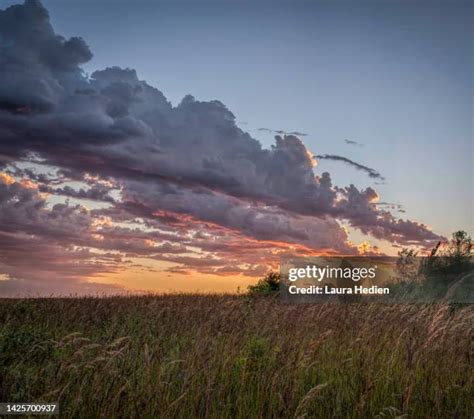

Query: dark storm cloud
[120,178,353,254]
[315,154,385,181]
[0,1,444,293]
[0,0,92,114]
[0,1,360,220]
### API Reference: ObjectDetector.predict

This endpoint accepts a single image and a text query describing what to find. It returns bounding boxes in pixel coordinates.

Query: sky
[0,0,472,295]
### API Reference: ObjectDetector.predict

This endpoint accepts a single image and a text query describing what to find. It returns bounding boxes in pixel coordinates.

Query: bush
[247,272,280,295]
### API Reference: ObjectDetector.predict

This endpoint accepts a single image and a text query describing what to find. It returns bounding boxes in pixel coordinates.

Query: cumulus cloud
[0,1,443,294]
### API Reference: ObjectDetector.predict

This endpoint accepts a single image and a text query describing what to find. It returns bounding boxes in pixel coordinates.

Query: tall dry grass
[0,295,472,418]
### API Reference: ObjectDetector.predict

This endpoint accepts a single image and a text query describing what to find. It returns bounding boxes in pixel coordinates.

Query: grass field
[0,295,472,418]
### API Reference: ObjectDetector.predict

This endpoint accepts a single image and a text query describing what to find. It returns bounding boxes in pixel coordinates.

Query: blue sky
[5,0,473,237]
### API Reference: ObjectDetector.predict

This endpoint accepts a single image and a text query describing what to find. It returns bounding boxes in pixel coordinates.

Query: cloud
[0,1,444,294]
[332,184,440,245]
[344,139,363,146]
[120,178,354,254]
[0,173,126,295]
[315,154,385,181]
[375,201,405,213]
[257,127,308,136]
[39,184,117,203]
[0,0,92,114]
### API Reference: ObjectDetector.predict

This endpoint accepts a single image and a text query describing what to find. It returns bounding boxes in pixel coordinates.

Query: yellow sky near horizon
[95,265,257,294]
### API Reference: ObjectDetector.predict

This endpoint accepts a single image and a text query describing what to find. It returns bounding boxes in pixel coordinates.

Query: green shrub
[247,272,280,295]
